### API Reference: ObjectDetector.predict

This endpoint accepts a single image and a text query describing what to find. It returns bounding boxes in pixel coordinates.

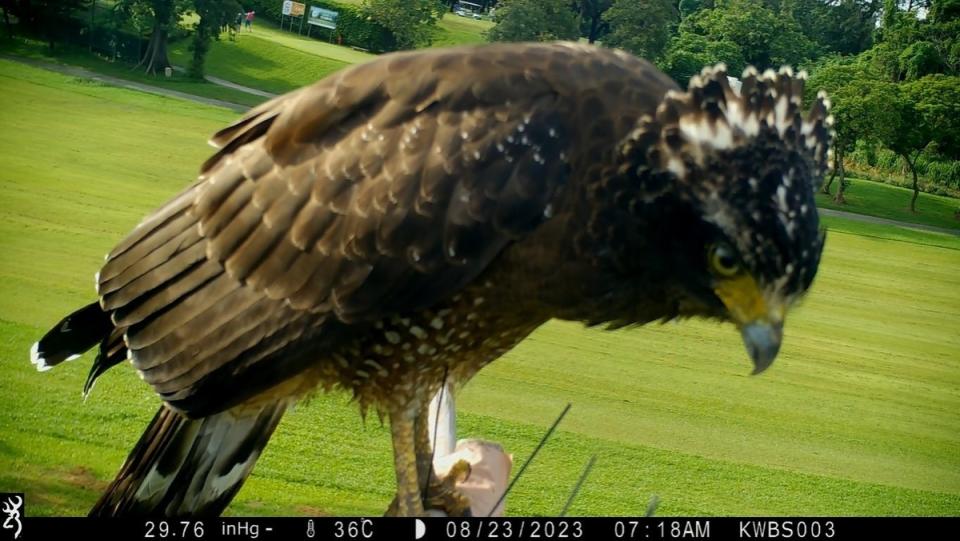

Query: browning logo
[1,494,22,540]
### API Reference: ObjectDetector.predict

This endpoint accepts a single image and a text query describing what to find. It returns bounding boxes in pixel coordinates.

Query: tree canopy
[8,0,958,206]
[361,0,444,50]
[799,0,960,208]
[486,0,960,205]
[601,0,678,61]
[188,0,240,79]
[486,0,580,42]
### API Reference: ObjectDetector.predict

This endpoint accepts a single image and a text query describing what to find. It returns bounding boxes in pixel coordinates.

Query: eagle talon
[384,459,473,516]
[423,459,473,517]
[425,490,473,517]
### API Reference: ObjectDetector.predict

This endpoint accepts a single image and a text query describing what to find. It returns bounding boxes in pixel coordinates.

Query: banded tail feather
[31,302,113,371]
[31,301,128,396]
[90,401,288,517]
[33,302,288,516]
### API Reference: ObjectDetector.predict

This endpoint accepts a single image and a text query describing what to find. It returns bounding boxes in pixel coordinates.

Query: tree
[930,0,960,21]
[486,0,579,42]
[574,0,612,44]
[892,75,960,210]
[7,0,91,51]
[188,0,239,79]
[811,0,959,202]
[806,59,895,202]
[874,0,959,79]
[660,32,744,85]
[117,0,189,75]
[881,0,897,31]
[791,0,879,57]
[899,40,944,79]
[2,2,10,39]
[361,0,444,50]
[906,74,960,160]
[662,0,816,84]
[877,86,928,211]
[678,0,714,18]
[601,0,678,61]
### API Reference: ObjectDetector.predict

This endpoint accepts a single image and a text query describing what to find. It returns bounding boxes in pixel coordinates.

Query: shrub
[848,143,960,196]
[241,0,397,52]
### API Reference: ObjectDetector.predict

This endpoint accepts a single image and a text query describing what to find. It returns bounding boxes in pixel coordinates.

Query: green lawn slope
[1,59,958,517]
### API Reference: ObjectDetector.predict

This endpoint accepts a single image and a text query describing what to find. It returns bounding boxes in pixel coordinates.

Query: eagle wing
[93,43,674,415]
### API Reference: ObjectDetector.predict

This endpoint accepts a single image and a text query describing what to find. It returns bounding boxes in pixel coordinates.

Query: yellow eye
[709,243,741,277]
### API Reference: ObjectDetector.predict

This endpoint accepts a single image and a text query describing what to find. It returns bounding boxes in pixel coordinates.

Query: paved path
[203,74,277,99]
[2,55,250,113]
[7,54,960,238]
[820,208,960,236]
[171,65,277,99]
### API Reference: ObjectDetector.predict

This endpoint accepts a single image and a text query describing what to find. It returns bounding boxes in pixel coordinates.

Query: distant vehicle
[453,1,484,19]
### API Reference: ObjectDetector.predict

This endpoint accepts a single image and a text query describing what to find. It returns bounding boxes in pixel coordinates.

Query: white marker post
[427,383,512,517]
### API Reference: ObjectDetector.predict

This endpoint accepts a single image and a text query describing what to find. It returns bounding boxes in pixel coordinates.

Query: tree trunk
[590,13,600,43]
[135,25,142,63]
[822,145,842,194]
[832,153,847,204]
[2,4,12,39]
[588,12,600,43]
[903,153,920,213]
[188,16,211,79]
[822,173,836,194]
[89,1,95,53]
[822,168,836,195]
[581,0,602,44]
[137,23,171,75]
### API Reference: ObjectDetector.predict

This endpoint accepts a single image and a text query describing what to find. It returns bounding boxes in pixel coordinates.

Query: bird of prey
[31,42,831,517]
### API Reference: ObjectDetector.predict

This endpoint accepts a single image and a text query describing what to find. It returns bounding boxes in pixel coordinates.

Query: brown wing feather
[197,48,576,322]
[94,42,675,416]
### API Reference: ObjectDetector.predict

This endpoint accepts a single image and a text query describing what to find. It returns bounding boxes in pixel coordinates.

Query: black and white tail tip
[30,340,80,372]
[30,301,113,373]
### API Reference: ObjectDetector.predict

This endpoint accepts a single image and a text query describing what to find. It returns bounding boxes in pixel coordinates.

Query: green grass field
[816,179,960,231]
[1,59,959,517]
[0,37,265,108]
[432,13,494,47]
[166,13,492,94]
[167,29,352,95]
[232,22,376,65]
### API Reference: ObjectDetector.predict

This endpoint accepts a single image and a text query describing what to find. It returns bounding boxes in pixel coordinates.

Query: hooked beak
[740,320,783,374]
[714,274,786,375]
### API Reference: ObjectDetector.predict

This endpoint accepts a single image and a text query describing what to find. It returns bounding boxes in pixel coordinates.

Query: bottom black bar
[13,517,958,541]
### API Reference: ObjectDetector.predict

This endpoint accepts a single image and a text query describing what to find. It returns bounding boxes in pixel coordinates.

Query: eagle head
[609,64,833,374]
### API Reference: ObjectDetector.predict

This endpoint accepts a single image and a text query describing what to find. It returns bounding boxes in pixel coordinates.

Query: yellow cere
[713,273,778,325]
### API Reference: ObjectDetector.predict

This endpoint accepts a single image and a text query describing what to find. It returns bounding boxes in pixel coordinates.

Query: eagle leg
[387,407,425,517]
[414,405,473,517]
[414,403,435,495]
[384,402,473,517]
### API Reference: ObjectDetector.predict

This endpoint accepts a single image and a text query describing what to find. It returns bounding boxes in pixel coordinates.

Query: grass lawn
[816,178,960,231]
[166,12,491,94]
[433,13,494,47]
[0,37,265,108]
[235,22,376,65]
[167,28,352,95]
[1,59,959,517]
[225,3,492,49]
